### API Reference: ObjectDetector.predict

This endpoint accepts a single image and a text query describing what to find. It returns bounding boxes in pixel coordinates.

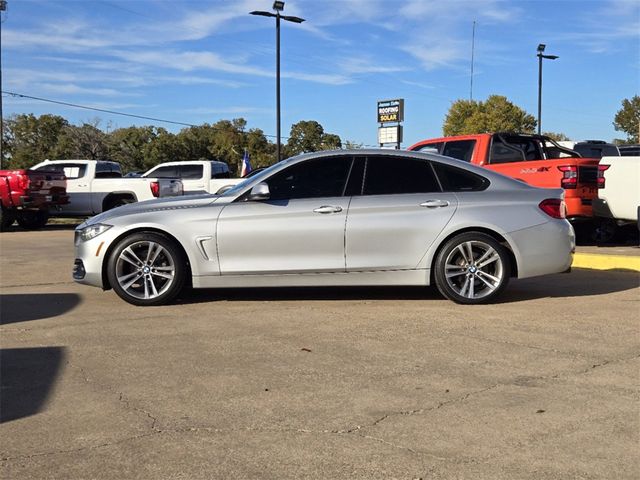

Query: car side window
[151,166,177,178]
[363,156,440,195]
[37,163,87,179]
[266,156,352,200]
[432,162,489,191]
[179,164,203,180]
[489,138,525,164]
[442,140,476,162]
[414,142,444,154]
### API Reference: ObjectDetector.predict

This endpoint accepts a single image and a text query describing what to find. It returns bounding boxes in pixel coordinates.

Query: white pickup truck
[593,155,640,242]
[142,160,242,195]
[31,159,183,217]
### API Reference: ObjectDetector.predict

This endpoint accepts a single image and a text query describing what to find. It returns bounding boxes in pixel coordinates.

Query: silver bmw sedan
[73,150,574,306]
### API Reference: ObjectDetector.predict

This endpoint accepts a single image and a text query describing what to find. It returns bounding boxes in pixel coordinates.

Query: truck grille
[578,166,598,185]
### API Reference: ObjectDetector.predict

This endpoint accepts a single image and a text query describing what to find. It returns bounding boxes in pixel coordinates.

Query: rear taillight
[597,164,609,188]
[18,173,30,190]
[539,199,566,219]
[557,165,577,189]
[150,181,160,197]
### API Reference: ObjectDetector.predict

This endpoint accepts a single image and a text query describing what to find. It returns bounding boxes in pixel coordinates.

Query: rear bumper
[508,220,575,279]
[16,193,69,210]
[592,198,614,219]
[565,195,593,219]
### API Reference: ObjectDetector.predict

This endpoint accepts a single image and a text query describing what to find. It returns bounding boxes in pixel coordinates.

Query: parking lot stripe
[573,253,640,272]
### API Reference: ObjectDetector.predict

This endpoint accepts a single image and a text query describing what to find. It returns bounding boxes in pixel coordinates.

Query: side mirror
[248,182,270,201]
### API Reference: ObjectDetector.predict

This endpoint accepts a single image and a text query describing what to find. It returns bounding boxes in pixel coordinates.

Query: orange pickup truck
[408,132,606,222]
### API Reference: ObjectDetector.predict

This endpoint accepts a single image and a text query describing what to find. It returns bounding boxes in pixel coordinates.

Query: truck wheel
[16,210,49,230]
[0,208,16,231]
[434,232,511,305]
[593,219,619,244]
[107,232,186,306]
[106,197,134,211]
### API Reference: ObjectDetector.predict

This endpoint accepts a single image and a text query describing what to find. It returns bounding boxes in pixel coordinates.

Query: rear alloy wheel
[107,232,186,306]
[434,232,510,304]
[16,210,49,230]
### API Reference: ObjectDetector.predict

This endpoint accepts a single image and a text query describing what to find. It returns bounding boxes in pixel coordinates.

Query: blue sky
[3,0,639,147]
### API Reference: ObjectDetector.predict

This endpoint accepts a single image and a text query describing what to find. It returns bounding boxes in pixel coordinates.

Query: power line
[2,90,285,139]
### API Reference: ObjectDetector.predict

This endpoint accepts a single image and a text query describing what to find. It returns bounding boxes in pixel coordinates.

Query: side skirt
[193,269,430,289]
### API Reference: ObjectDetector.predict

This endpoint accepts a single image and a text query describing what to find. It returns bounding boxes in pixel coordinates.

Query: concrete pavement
[0,228,638,479]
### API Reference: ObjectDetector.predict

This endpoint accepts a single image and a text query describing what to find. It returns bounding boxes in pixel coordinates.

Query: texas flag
[240,149,252,177]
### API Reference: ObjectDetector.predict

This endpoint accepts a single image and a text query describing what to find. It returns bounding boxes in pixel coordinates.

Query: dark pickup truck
[0,169,69,231]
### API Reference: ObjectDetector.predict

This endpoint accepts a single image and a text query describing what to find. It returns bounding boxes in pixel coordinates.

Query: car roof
[278,149,535,191]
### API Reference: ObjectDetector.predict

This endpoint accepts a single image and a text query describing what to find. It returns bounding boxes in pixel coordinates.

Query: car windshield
[219,159,292,197]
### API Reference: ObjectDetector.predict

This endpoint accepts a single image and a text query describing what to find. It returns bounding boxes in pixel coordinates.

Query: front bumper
[72,227,122,289]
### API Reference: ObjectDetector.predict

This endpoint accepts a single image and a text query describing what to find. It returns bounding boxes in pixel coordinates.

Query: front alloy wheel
[434,232,511,304]
[107,232,186,306]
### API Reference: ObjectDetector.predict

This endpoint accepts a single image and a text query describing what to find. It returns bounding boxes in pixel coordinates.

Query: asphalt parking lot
[1,226,639,479]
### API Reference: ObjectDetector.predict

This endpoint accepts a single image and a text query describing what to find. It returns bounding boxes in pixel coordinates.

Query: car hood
[82,194,220,227]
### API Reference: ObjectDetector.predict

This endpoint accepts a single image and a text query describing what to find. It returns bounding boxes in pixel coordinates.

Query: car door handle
[313,205,343,214]
[420,200,450,208]
[77,184,88,188]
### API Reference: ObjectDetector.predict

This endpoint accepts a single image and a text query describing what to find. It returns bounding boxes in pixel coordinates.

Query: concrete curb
[573,253,640,272]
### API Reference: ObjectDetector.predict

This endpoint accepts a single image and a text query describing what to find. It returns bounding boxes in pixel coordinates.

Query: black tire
[0,208,16,231]
[107,231,186,306]
[593,219,619,244]
[16,210,49,230]
[434,232,511,305]
[105,197,134,211]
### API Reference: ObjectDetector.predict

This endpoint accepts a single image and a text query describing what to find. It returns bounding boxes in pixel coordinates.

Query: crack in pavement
[443,329,592,361]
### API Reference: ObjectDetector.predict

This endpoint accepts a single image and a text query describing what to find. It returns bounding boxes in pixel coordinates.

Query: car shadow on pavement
[175,285,442,304]
[175,269,639,305]
[496,268,640,303]
[0,293,81,325]
[1,347,66,423]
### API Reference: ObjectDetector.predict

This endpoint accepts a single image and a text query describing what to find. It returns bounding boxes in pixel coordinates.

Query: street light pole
[0,1,7,169]
[250,2,304,162]
[276,12,281,162]
[536,44,559,135]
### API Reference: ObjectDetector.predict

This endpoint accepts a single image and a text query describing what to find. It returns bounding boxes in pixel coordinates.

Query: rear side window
[442,140,476,162]
[150,166,177,178]
[211,163,231,179]
[489,138,525,164]
[178,164,203,180]
[432,162,489,191]
[36,163,87,179]
[363,156,440,195]
[414,142,444,154]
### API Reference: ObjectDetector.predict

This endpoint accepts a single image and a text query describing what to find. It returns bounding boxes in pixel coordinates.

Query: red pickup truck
[0,169,68,231]
[408,133,606,222]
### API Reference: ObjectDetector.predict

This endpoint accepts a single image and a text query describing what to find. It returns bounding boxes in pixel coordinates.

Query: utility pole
[0,0,6,169]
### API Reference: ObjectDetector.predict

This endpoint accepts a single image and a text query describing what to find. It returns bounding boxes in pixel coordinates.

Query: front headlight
[77,223,112,242]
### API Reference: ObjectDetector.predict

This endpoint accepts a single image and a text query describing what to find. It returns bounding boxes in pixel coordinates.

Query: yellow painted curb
[572,253,640,272]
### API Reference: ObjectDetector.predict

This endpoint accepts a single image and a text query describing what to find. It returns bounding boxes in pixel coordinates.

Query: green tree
[2,114,73,168]
[613,95,640,144]
[142,128,185,170]
[344,140,363,149]
[285,120,342,156]
[543,131,570,142]
[65,120,109,159]
[443,95,537,136]
[108,126,158,173]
